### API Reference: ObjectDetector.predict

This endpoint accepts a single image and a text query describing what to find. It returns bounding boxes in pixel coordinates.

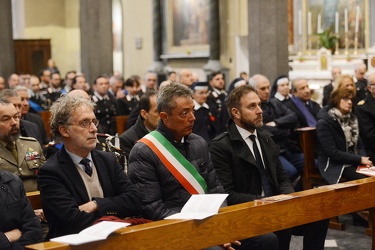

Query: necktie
[6,142,18,162]
[249,135,273,196]
[80,158,92,177]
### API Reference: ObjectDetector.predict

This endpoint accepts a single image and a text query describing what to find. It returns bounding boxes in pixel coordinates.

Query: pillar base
[148,61,166,74]
[203,60,224,73]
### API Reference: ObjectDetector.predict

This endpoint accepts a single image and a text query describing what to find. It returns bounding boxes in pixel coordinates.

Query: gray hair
[14,86,28,93]
[49,95,95,140]
[157,83,193,114]
[291,78,307,93]
[0,89,19,99]
[248,74,268,89]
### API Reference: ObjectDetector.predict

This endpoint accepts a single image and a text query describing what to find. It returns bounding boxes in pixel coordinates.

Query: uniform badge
[357,100,365,105]
[25,147,41,160]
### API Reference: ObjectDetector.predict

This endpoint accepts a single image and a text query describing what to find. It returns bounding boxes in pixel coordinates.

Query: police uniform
[356,95,375,162]
[206,88,227,114]
[117,93,140,116]
[92,92,118,135]
[0,137,45,192]
[40,87,62,110]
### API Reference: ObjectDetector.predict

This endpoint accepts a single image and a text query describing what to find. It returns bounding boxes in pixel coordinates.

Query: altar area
[288,44,375,104]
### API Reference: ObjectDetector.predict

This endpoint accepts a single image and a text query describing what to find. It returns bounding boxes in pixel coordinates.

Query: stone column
[203,0,224,73]
[248,0,289,82]
[80,0,113,84]
[148,0,165,77]
[0,0,15,81]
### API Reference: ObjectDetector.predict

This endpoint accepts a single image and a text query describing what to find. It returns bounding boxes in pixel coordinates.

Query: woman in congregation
[316,86,371,185]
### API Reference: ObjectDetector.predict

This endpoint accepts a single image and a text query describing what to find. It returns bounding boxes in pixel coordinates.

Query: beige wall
[23,0,80,77]
[19,0,247,81]
[122,0,153,79]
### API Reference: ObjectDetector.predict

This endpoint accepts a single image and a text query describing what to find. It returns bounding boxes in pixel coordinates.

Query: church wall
[23,0,80,77]
[121,0,153,79]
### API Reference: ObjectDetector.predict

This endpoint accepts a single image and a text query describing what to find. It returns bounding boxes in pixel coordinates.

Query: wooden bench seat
[26,178,375,250]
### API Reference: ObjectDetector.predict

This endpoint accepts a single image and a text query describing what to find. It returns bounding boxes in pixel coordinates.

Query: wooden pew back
[296,127,326,190]
[39,111,51,140]
[27,191,42,210]
[26,178,375,250]
[116,115,128,135]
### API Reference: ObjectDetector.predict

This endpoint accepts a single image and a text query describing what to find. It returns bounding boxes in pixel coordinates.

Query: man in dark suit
[38,95,141,240]
[284,78,321,129]
[119,90,159,159]
[210,85,328,250]
[322,66,342,106]
[15,86,50,145]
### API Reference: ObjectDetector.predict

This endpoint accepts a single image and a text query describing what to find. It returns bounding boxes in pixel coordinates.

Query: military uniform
[42,87,62,109]
[356,95,375,162]
[0,137,45,192]
[206,88,227,114]
[117,94,140,116]
[92,92,118,135]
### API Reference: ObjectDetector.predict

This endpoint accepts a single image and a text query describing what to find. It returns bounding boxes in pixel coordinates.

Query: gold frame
[165,0,210,55]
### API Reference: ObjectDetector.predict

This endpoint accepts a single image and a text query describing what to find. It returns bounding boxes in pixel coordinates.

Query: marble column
[248,0,289,82]
[0,0,15,81]
[80,0,113,84]
[203,0,224,73]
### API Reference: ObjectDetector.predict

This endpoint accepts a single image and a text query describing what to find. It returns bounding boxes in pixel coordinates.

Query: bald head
[68,89,90,100]
[331,67,342,80]
[8,74,20,89]
[0,76,5,91]
[179,69,194,87]
[355,63,367,81]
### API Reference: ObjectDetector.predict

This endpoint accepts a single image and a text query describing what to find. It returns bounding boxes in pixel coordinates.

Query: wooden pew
[26,178,375,250]
[296,127,326,190]
[39,111,51,140]
[296,127,346,230]
[27,191,42,210]
[116,115,128,135]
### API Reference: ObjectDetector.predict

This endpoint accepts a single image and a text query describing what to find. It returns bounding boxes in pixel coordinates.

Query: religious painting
[165,0,209,55]
[303,0,368,51]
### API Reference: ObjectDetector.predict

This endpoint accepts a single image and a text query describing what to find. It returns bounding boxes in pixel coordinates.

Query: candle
[298,10,302,35]
[345,8,348,33]
[308,11,312,35]
[355,5,360,33]
[335,12,339,34]
[317,14,321,33]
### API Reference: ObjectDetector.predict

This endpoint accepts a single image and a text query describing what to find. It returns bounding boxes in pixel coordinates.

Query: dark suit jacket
[38,147,142,240]
[283,97,321,128]
[210,120,294,205]
[119,116,149,159]
[20,120,44,148]
[23,112,50,144]
[0,170,42,248]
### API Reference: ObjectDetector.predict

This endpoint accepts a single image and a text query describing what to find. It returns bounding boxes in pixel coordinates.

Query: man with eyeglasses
[356,72,375,162]
[38,95,142,240]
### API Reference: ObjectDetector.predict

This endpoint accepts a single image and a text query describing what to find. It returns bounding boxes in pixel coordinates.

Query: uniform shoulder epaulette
[19,136,37,141]
[211,132,228,142]
[357,100,365,106]
[92,95,99,102]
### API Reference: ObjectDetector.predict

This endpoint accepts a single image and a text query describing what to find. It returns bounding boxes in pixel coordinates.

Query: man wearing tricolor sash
[128,83,278,250]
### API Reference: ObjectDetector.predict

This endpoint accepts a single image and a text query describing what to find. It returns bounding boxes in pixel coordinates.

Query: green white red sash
[139,131,208,194]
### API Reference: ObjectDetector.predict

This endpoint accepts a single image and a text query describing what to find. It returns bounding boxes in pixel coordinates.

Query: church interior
[1,0,375,249]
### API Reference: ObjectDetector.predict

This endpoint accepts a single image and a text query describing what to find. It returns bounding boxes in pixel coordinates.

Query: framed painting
[164,0,210,55]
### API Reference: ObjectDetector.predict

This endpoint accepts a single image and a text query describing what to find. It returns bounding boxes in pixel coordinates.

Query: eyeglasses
[68,118,99,129]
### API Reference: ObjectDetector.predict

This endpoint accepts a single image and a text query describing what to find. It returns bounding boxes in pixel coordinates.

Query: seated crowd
[1,62,375,249]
